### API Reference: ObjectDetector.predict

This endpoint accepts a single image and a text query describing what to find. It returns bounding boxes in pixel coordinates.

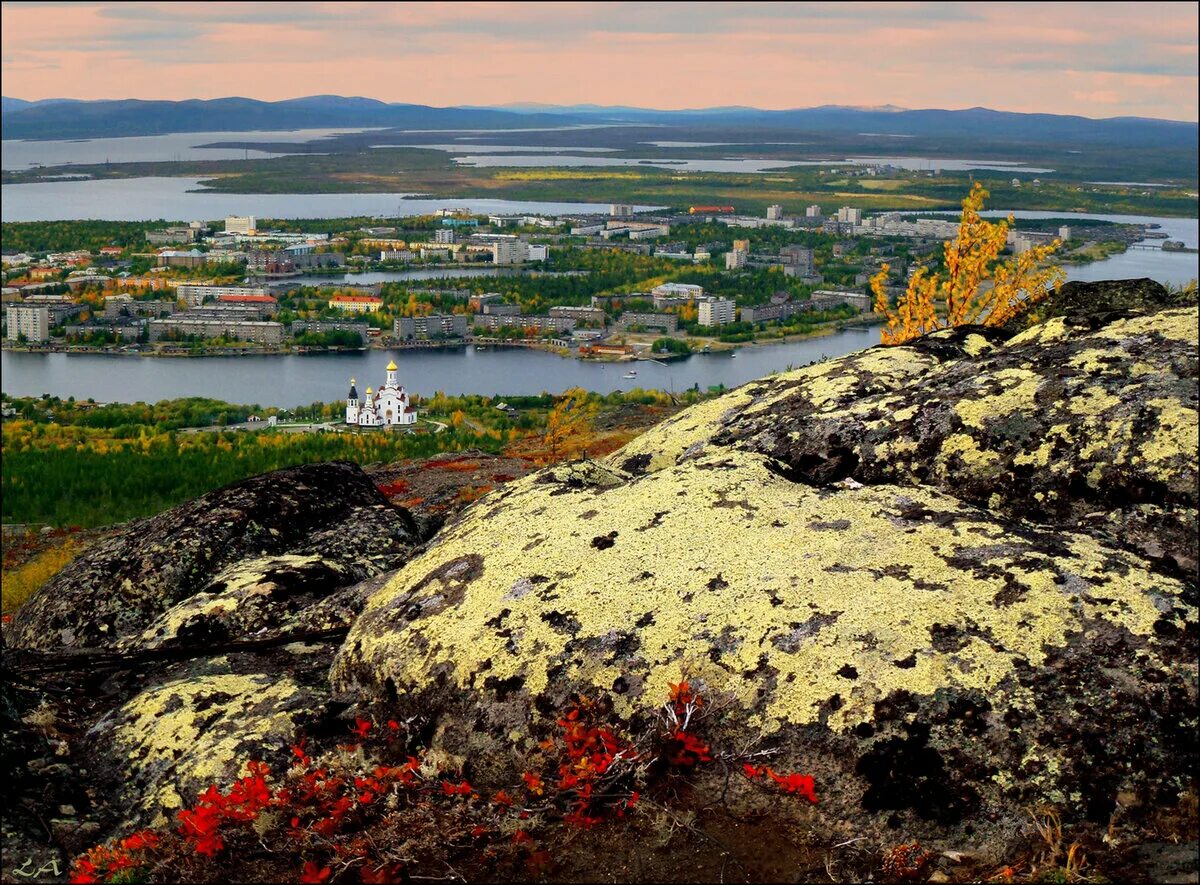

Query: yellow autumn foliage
[2,537,83,614]
[870,183,1065,345]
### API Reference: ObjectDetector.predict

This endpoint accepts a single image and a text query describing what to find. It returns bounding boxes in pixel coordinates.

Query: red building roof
[218,294,278,303]
[331,294,383,303]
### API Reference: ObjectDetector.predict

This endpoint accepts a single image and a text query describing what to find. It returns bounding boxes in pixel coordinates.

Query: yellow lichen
[108,673,306,819]
[1092,307,1198,344]
[954,368,1043,429]
[337,450,1191,736]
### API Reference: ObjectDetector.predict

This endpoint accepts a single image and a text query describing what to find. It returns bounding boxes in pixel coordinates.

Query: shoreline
[0,317,876,360]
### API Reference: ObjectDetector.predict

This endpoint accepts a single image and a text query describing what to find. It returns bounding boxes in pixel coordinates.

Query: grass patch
[1,536,83,613]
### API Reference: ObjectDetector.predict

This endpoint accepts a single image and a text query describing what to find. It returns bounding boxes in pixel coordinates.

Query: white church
[345,360,418,428]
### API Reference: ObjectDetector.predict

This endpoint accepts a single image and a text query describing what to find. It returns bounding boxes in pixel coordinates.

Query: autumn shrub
[870,183,1065,345]
[70,684,817,883]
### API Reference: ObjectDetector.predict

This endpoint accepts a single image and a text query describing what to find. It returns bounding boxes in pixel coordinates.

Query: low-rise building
[149,317,283,344]
[394,314,468,340]
[474,314,576,333]
[104,295,176,319]
[145,226,201,245]
[618,312,678,333]
[217,293,279,316]
[156,249,208,269]
[65,318,143,341]
[176,284,270,308]
[329,294,384,314]
[741,302,799,325]
[291,320,370,344]
[548,306,606,325]
[809,290,873,312]
[651,282,704,301]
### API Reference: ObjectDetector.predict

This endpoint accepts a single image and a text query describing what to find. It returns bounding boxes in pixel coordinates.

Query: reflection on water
[0,328,878,407]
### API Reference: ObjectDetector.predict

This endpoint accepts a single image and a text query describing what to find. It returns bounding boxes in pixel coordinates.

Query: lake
[0,328,878,407]
[0,178,660,222]
[1,128,383,171]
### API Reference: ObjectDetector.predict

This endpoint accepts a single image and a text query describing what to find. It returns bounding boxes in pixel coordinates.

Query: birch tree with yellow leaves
[869,183,1065,345]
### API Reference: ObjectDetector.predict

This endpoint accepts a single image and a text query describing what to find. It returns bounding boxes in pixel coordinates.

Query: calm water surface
[0,178,660,222]
[1,328,877,407]
[0,129,381,171]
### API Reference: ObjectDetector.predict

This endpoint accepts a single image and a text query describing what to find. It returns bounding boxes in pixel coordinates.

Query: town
[1,198,1147,359]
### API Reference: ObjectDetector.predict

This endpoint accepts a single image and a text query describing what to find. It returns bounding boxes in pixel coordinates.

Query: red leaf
[300,861,332,884]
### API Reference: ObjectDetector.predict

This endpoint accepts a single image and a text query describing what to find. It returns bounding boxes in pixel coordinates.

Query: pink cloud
[1,1,1195,120]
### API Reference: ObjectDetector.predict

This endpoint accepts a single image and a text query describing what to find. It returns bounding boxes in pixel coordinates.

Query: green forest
[0,389,704,528]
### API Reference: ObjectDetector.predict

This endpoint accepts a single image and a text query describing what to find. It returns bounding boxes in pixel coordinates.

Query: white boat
[622,370,638,379]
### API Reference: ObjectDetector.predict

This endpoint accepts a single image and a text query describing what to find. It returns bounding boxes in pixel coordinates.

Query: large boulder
[85,650,334,828]
[332,300,1198,851]
[617,307,1198,578]
[10,462,421,650]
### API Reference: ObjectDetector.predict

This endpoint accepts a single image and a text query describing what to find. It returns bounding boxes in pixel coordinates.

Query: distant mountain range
[2,95,1195,150]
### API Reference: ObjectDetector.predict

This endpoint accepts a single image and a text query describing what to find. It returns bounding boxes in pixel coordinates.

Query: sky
[2,1,1197,121]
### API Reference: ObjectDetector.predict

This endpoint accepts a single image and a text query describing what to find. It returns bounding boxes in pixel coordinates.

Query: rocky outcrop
[332,295,1198,850]
[4,284,1197,874]
[615,307,1198,578]
[85,653,332,828]
[10,462,421,650]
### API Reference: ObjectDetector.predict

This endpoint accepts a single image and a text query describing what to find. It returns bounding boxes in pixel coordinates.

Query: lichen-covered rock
[10,462,420,650]
[332,297,1198,848]
[128,554,362,651]
[1002,277,1196,333]
[86,655,330,828]
[615,307,1199,579]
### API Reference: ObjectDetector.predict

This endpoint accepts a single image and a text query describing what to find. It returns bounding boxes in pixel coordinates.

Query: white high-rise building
[6,305,50,342]
[492,242,529,265]
[698,297,736,327]
[836,207,862,225]
[225,215,256,235]
[805,204,822,218]
[766,204,784,220]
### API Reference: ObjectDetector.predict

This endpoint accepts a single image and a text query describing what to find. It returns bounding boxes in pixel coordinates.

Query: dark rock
[10,462,420,650]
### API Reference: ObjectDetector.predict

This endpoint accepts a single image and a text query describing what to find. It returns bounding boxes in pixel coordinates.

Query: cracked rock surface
[334,290,1198,849]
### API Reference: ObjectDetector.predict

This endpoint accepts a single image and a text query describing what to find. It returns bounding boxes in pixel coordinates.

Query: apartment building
[698,297,736,327]
[394,314,469,340]
[5,305,50,342]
